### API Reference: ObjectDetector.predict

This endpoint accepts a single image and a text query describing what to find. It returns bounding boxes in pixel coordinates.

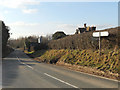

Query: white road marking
[44,73,78,88]
[68,68,120,83]
[16,56,119,83]
[16,56,34,70]
[26,64,34,69]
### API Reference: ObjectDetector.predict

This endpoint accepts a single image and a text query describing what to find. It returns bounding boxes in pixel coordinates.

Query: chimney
[84,23,87,28]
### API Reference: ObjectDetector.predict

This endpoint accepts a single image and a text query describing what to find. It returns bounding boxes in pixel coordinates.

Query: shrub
[48,27,119,50]
[1,21,10,57]
[52,31,66,40]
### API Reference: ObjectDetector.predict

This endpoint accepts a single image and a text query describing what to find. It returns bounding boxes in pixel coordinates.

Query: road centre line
[16,56,34,70]
[16,56,78,88]
[44,73,78,88]
[26,64,34,69]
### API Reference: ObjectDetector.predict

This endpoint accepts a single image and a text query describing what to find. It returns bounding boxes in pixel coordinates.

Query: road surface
[2,50,119,89]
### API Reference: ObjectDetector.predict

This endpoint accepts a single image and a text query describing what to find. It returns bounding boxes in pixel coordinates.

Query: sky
[0,0,119,39]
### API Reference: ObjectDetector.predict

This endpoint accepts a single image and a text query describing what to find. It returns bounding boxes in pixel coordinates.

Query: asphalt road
[2,50,120,89]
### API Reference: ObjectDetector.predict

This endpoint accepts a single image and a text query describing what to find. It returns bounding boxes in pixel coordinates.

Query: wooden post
[99,32,101,56]
[93,31,109,56]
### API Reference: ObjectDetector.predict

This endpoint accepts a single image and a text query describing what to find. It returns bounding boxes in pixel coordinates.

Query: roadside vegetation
[9,26,120,80]
[28,49,119,80]
[2,21,14,57]
[48,27,118,50]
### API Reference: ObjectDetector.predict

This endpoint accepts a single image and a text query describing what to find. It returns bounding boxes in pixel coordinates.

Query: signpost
[93,31,109,55]
[38,37,40,43]
[93,31,109,37]
[38,36,42,43]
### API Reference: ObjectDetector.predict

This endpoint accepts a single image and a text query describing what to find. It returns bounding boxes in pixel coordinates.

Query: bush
[52,31,66,40]
[34,43,48,51]
[48,27,119,50]
[1,21,10,57]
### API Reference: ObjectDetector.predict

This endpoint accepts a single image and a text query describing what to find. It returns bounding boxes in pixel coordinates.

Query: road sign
[92,31,109,56]
[38,36,42,43]
[93,31,109,37]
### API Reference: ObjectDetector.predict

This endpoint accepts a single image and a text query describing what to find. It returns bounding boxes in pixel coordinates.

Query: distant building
[75,23,96,34]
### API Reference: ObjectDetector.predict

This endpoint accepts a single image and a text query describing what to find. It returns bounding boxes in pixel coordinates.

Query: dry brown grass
[32,49,119,80]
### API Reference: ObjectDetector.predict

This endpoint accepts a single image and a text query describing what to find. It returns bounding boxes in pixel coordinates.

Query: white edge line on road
[45,63,120,83]
[16,56,34,70]
[69,68,120,83]
[54,63,120,83]
[44,73,78,88]
[42,63,120,83]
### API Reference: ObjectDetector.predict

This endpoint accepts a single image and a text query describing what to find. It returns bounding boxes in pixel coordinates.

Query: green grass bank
[27,49,120,80]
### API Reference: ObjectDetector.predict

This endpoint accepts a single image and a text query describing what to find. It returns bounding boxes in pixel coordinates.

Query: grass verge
[26,49,120,80]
